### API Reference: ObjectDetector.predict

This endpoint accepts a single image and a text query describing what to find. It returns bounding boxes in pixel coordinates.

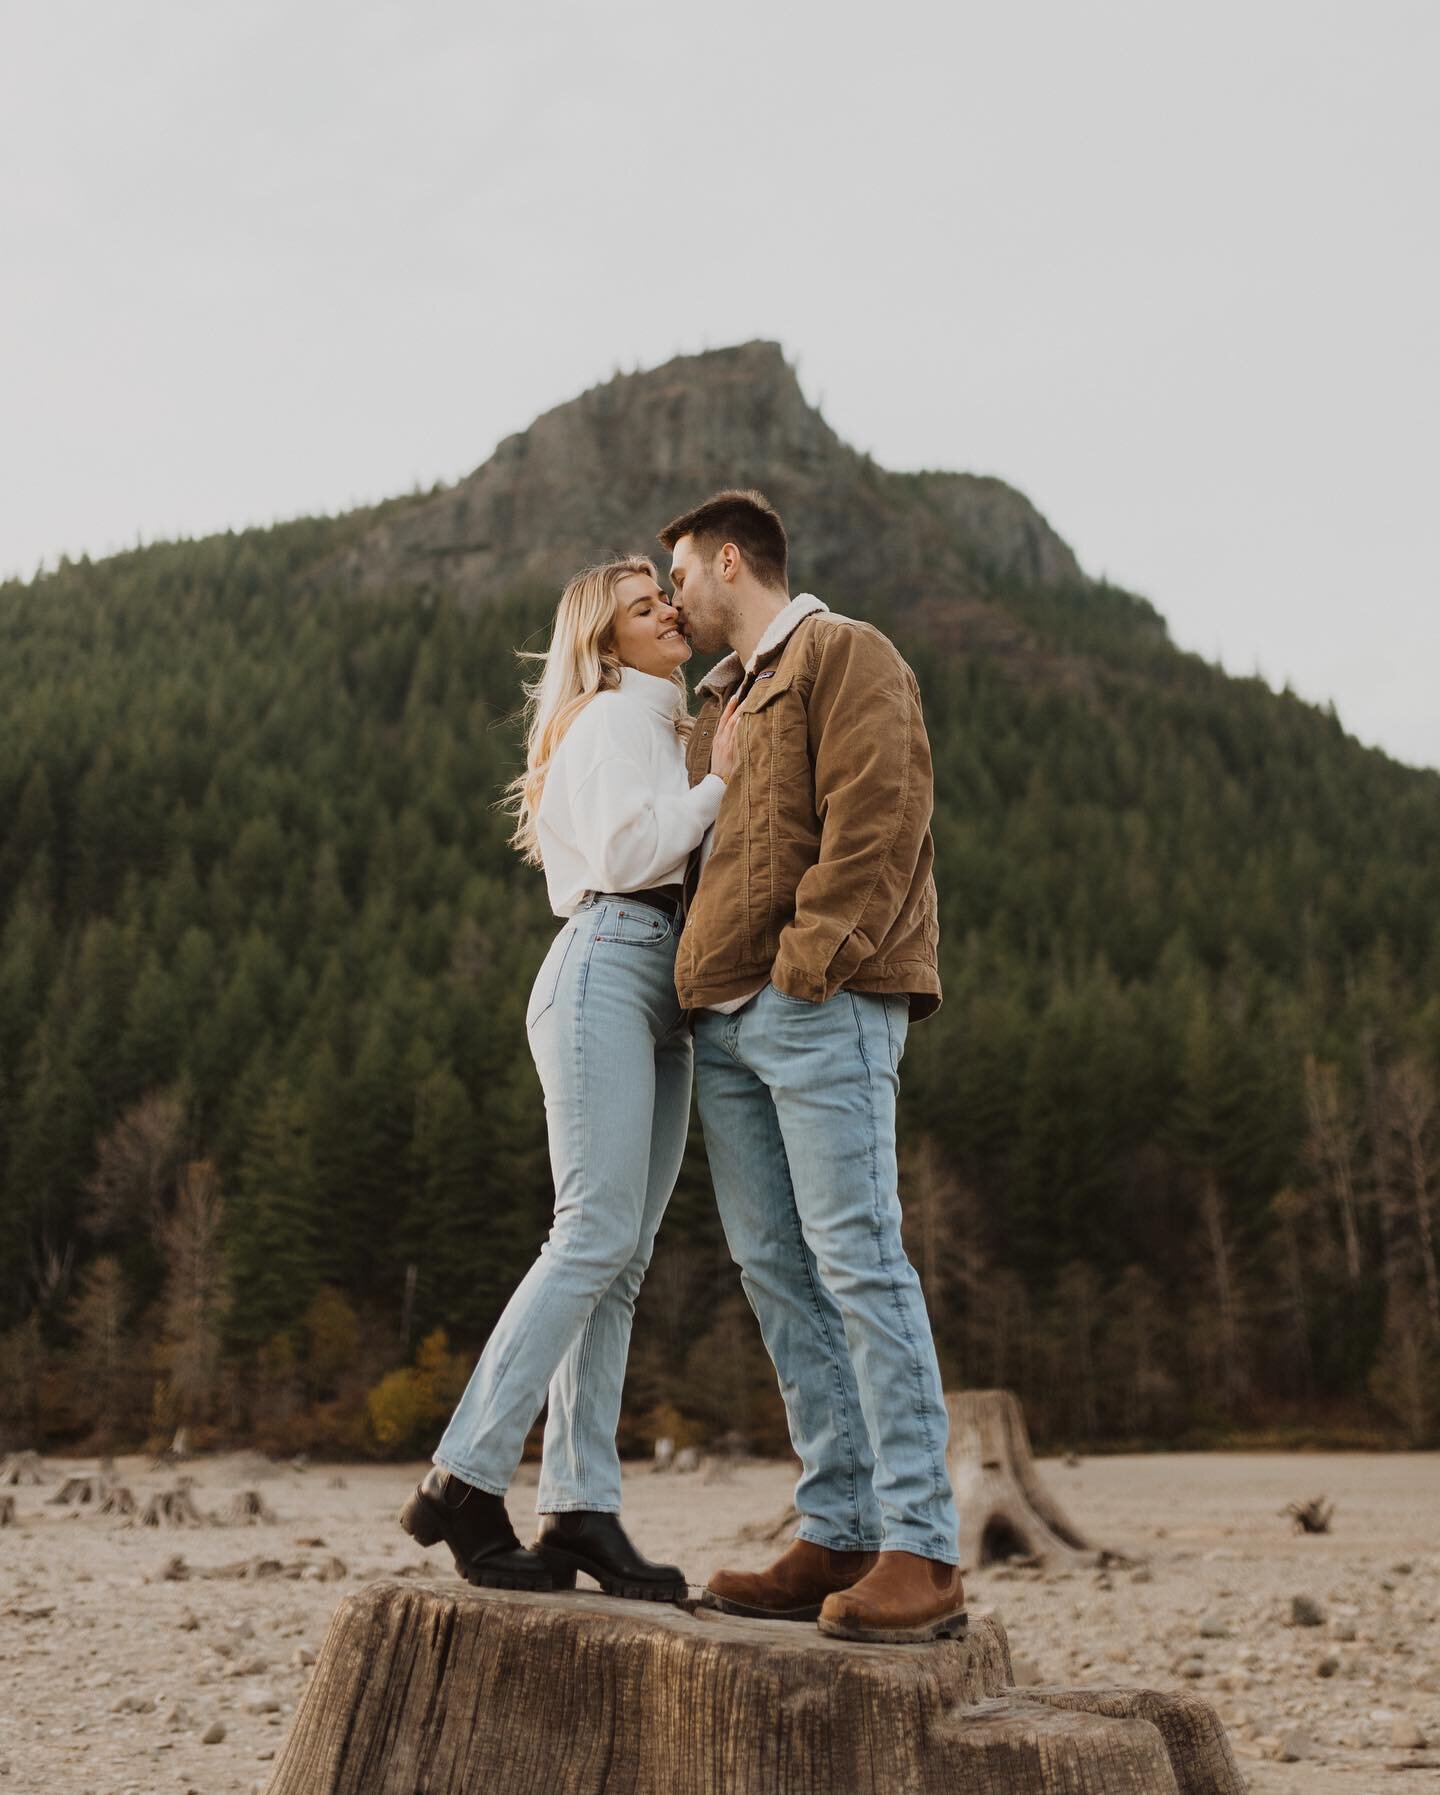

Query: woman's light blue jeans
[433,895,692,1513]
[693,982,960,1564]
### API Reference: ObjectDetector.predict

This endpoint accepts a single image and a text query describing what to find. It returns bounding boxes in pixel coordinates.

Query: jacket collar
[697,593,828,697]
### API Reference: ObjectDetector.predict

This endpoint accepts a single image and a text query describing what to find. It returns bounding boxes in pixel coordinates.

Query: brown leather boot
[817,1550,968,1643]
[701,1537,878,1622]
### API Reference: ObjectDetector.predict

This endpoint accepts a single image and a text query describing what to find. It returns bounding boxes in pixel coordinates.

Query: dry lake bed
[1,1449,1437,1793]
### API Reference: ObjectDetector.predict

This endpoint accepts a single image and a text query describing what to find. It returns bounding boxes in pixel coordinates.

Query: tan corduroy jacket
[676,601,942,1021]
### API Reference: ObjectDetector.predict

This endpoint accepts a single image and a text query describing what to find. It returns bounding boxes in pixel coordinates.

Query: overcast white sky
[3,0,1436,767]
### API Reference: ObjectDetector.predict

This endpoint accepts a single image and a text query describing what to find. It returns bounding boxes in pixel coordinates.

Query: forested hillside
[3,373,1438,1460]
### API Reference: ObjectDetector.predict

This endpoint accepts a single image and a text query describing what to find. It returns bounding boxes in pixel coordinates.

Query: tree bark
[264,1580,1241,1795]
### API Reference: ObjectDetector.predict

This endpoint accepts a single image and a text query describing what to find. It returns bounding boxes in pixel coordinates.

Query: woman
[400,556,740,1601]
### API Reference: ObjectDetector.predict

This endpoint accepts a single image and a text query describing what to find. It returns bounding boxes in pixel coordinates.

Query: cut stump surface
[264,1580,1241,1795]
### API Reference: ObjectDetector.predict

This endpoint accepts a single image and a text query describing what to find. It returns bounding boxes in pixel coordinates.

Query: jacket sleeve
[570,754,725,891]
[770,626,934,1003]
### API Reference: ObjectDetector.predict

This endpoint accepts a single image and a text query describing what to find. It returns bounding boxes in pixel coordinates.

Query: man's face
[668,534,734,655]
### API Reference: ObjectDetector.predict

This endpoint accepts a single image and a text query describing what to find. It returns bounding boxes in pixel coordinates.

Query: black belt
[588,885,683,922]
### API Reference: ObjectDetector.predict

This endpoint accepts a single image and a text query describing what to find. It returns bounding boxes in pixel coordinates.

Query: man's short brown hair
[657,489,788,592]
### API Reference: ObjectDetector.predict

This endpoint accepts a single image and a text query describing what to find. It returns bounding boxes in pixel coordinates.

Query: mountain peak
[328,342,1086,626]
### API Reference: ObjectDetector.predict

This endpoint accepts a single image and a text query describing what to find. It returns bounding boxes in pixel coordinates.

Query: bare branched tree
[66,1256,130,1445]
[1302,1055,1363,1284]
[899,1135,988,1384]
[1384,1055,1440,1338]
[84,1089,188,1240]
[156,1161,230,1427]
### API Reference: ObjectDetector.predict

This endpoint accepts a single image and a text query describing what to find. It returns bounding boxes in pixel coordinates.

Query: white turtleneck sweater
[535,665,727,917]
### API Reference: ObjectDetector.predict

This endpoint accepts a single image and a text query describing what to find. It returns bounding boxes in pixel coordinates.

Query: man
[659,489,963,1644]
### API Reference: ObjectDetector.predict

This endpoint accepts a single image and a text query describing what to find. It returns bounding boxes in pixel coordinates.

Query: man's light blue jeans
[693,983,960,1563]
[434,895,691,1513]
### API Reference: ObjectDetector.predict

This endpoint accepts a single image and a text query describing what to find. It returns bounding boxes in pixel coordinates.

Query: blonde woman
[400,556,740,1601]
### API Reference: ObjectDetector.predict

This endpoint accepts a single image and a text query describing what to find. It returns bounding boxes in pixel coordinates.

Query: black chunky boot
[399,1466,557,1591]
[531,1511,687,1602]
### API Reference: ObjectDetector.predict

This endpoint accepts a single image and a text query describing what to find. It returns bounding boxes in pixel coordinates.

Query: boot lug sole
[816,1609,969,1644]
[455,1556,557,1592]
[538,1545,686,1604]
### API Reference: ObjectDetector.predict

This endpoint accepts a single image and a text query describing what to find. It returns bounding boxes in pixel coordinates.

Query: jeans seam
[789,1192,867,1546]
[850,992,948,1512]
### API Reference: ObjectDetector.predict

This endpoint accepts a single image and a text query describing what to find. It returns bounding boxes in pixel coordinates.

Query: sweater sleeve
[569,756,726,891]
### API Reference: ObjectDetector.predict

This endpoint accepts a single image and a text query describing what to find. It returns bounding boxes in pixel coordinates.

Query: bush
[365,1328,471,1456]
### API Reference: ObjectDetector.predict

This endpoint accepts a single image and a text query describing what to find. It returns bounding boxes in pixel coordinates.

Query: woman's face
[609,572,690,678]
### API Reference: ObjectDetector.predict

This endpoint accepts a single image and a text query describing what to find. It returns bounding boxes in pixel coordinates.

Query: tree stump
[0,1495,15,1526]
[0,1451,46,1486]
[264,1581,1241,1795]
[139,1480,205,1526]
[98,1484,137,1518]
[220,1488,277,1525]
[946,1390,1130,1571]
[48,1472,113,1507]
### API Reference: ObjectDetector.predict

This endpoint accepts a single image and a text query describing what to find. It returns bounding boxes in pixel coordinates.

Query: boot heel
[533,1545,581,1589]
[399,1490,447,1548]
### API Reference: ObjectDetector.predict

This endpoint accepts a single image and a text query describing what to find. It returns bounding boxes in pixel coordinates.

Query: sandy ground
[1,1449,1437,1794]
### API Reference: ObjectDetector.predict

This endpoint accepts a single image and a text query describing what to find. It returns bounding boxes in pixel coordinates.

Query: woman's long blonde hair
[502,556,694,866]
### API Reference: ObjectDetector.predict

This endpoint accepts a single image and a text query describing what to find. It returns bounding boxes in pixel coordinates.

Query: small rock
[1271,1727,1313,1762]
[1392,1720,1428,1750]
[110,1695,155,1714]
[291,1645,316,1668]
[177,1610,200,1632]
[201,1720,226,1745]
[1316,1656,1340,1678]
[1333,1620,1358,1642]
[1130,1567,1153,1584]
[1290,1595,1326,1627]
[1198,1616,1229,1638]
[243,1688,281,1714]
[1178,1658,1206,1678]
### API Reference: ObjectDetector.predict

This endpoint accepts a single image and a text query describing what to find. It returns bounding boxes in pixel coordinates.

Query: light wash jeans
[434,894,692,1513]
[693,983,960,1563]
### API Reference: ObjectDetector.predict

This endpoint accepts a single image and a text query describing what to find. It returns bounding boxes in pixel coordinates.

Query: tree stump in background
[264,1581,1241,1795]
[0,1451,46,1486]
[946,1389,1129,1571]
[138,1479,204,1526]
[48,1472,113,1507]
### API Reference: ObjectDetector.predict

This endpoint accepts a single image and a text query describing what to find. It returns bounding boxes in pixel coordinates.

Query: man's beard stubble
[678,580,737,657]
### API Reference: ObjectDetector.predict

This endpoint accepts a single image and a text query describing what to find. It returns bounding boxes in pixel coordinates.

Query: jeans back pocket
[526,924,579,1030]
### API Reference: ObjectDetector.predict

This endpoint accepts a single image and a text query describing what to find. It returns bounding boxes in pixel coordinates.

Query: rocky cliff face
[326,343,1088,635]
